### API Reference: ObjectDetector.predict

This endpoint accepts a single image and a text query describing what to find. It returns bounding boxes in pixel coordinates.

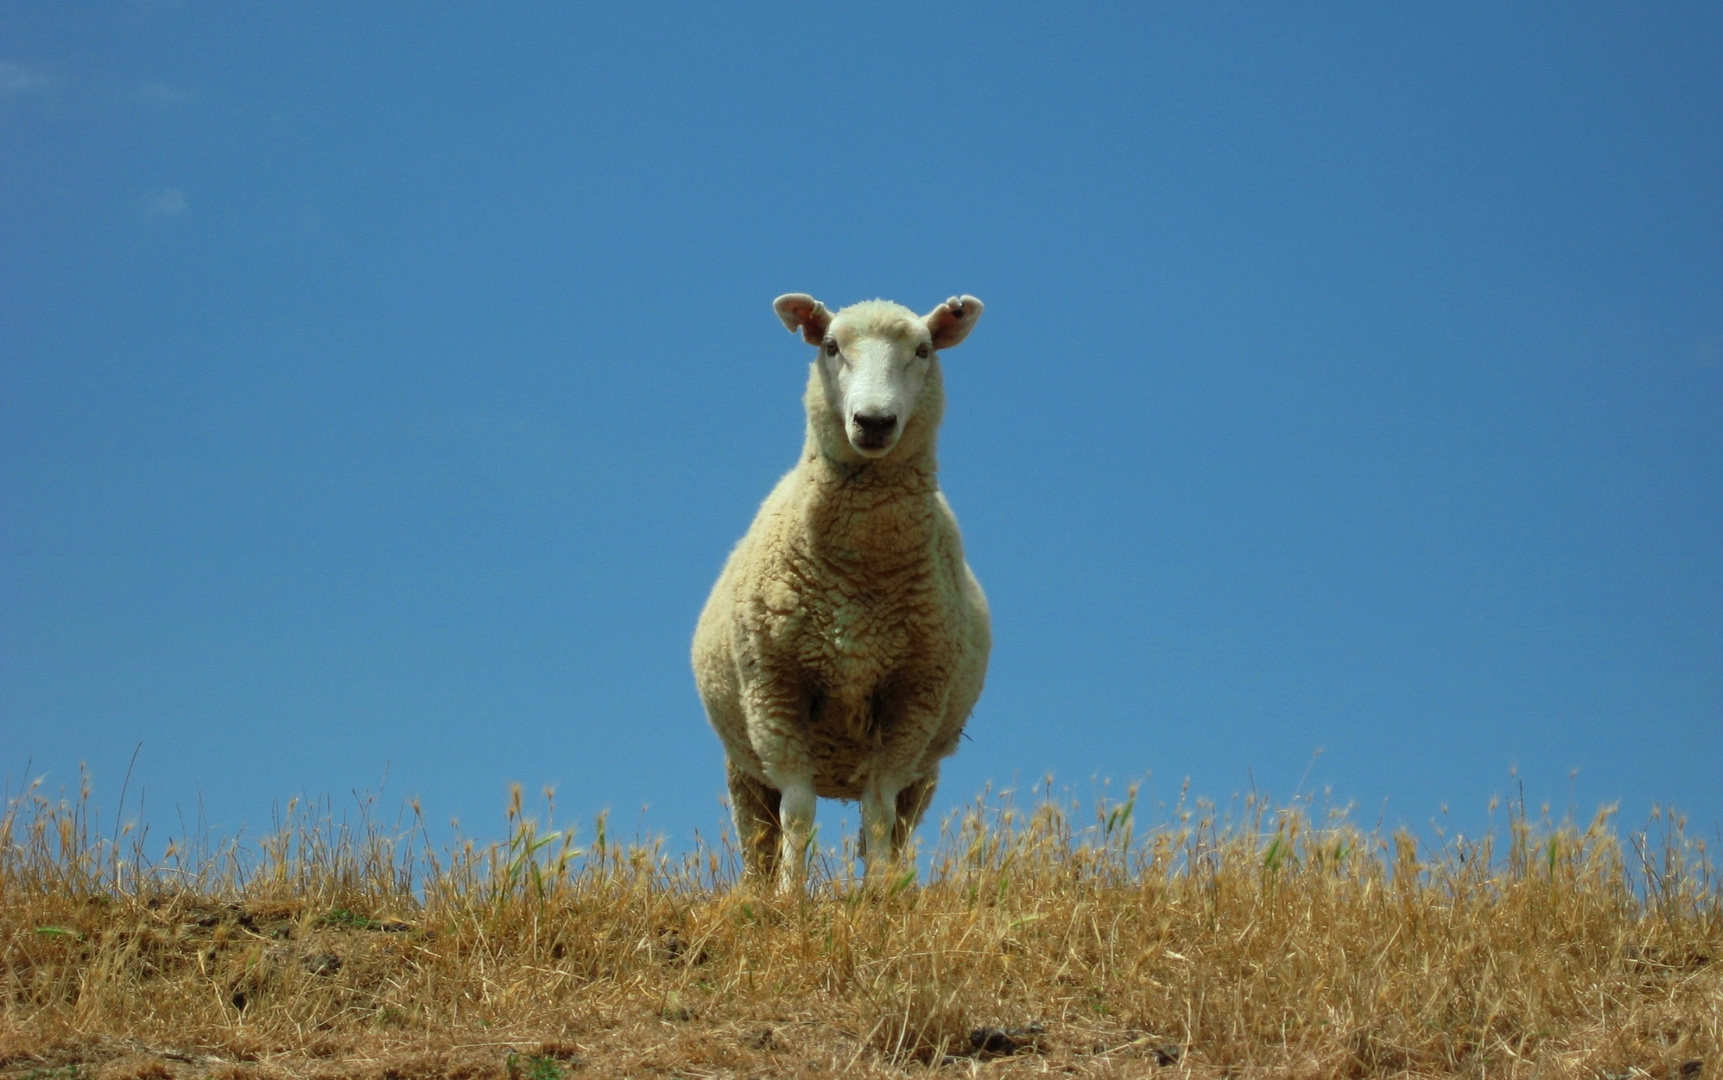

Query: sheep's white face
[819,319,932,458]
[772,294,984,460]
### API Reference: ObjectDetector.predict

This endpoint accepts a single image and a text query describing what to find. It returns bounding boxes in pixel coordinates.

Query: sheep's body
[693,295,990,888]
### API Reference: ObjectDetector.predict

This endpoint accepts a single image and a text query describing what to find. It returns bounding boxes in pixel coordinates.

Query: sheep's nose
[854,413,898,437]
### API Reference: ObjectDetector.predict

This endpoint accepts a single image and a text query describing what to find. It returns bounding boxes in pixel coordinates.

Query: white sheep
[692,293,991,890]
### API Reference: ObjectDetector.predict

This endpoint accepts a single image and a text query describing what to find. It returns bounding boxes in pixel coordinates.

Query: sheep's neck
[799,435,942,565]
[796,356,948,562]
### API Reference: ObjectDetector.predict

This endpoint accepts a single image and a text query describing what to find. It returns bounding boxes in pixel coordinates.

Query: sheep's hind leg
[892,775,937,859]
[726,759,781,884]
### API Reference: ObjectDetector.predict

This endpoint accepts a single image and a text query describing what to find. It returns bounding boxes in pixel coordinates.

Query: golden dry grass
[2,775,1718,1080]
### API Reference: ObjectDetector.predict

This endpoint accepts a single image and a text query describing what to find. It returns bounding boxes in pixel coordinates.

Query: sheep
[692,293,991,890]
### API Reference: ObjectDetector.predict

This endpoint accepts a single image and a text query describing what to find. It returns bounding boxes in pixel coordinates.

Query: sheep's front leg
[772,774,817,893]
[860,681,950,879]
[859,777,907,881]
[740,665,820,891]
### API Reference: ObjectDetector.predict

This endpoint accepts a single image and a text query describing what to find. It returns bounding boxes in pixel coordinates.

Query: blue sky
[3,4,1719,856]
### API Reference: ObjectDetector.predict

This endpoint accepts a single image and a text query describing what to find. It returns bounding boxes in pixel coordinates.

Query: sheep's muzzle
[851,413,898,453]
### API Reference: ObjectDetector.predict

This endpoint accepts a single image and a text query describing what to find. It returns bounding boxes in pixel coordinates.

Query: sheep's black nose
[854,413,898,437]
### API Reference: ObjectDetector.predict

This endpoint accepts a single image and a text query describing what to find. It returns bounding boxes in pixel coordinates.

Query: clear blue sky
[4,4,1719,855]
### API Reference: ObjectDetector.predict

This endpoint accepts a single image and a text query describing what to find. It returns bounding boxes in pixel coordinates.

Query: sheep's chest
[760,557,928,679]
[799,590,917,796]
[758,550,953,784]
[803,585,910,688]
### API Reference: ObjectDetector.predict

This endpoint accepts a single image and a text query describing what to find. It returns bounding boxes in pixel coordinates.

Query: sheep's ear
[924,295,984,350]
[773,293,833,345]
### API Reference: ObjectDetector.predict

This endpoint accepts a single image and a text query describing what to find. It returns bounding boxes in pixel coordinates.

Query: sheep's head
[773,293,983,460]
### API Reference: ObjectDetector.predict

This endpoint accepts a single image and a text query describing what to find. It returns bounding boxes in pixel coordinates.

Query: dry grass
[2,774,1718,1080]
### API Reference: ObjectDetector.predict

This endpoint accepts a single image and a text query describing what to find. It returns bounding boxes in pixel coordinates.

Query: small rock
[970,1027,1020,1055]
[1152,1042,1182,1067]
[969,1026,1042,1056]
[657,930,709,966]
[743,1026,780,1051]
[303,952,342,976]
[378,917,410,932]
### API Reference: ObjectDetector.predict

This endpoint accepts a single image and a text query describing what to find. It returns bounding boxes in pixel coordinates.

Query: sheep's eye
[825,339,839,357]
[915,343,930,359]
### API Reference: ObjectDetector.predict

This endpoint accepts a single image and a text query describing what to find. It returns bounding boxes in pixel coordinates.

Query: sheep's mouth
[849,429,897,456]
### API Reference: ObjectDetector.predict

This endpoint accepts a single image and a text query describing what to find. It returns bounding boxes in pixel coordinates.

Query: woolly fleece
[692,295,991,887]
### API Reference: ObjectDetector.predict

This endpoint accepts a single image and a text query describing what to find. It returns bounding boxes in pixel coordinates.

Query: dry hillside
[2,778,1718,1079]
